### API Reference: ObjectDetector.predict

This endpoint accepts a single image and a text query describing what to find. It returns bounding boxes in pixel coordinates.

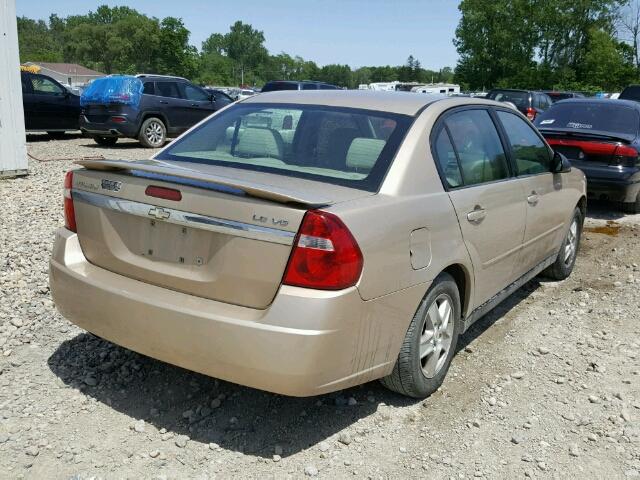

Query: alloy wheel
[419,293,455,378]
[563,218,579,266]
[145,121,164,146]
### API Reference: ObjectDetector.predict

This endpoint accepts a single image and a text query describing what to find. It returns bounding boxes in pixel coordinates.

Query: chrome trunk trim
[73,190,296,245]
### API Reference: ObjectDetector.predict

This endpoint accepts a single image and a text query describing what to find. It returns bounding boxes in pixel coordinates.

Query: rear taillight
[145,185,182,201]
[611,145,640,167]
[63,171,77,232]
[283,210,363,290]
[526,107,536,121]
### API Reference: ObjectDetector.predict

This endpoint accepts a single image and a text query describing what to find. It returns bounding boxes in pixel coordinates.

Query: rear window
[620,86,640,101]
[487,90,530,108]
[262,82,299,92]
[547,92,574,102]
[156,103,413,191]
[534,102,639,136]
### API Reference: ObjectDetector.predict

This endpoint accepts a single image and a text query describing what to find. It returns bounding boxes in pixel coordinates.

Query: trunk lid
[70,159,372,309]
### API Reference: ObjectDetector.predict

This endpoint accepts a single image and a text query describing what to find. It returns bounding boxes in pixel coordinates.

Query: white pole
[0,0,28,178]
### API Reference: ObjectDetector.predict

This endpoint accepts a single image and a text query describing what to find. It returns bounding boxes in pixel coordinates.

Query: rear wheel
[138,117,166,148]
[543,207,582,280]
[622,193,640,214]
[46,131,66,139]
[381,273,462,398]
[93,136,118,146]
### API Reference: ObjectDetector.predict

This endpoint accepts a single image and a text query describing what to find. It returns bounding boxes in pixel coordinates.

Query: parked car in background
[237,89,257,100]
[261,80,340,92]
[51,92,585,399]
[80,74,223,148]
[535,98,640,213]
[542,91,585,103]
[21,71,80,137]
[204,88,235,109]
[486,89,553,121]
[619,85,640,102]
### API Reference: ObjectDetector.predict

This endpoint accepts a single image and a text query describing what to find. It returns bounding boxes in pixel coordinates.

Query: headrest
[346,138,386,171]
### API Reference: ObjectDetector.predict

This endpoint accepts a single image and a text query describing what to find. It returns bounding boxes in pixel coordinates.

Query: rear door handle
[466,206,487,223]
[190,103,198,107]
[527,192,539,206]
[159,100,169,104]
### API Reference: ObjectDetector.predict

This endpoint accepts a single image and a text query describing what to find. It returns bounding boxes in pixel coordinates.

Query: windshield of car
[534,102,639,137]
[156,103,413,191]
[261,82,299,92]
[487,90,529,108]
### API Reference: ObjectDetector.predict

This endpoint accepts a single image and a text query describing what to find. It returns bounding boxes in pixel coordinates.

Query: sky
[15,0,461,69]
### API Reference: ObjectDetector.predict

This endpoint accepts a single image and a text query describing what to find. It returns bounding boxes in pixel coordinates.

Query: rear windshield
[547,92,575,102]
[534,102,639,136]
[261,82,299,92]
[487,90,530,108]
[620,86,640,101]
[156,103,413,191]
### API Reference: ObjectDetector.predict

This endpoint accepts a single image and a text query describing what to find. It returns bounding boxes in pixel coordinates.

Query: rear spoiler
[75,159,332,207]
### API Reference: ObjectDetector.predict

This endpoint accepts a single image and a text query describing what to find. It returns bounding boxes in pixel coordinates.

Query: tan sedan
[49,91,586,398]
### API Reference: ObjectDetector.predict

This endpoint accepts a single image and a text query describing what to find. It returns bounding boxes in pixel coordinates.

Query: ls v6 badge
[252,214,289,227]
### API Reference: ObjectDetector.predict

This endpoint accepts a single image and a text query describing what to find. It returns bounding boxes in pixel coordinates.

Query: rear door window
[156,82,181,99]
[433,128,463,188]
[444,109,510,186]
[142,82,156,95]
[301,83,317,90]
[497,110,551,175]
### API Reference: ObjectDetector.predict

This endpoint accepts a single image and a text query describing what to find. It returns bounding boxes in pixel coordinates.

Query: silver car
[50,91,586,398]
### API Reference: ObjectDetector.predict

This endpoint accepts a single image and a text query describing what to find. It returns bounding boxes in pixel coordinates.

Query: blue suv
[80,75,224,148]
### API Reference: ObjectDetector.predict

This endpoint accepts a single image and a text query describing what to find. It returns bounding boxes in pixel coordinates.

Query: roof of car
[552,98,640,109]
[241,90,498,116]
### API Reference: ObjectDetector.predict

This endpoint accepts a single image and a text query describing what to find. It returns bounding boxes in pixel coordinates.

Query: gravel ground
[1,134,639,479]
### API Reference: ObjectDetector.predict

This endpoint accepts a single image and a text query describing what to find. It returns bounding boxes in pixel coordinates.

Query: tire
[93,136,118,146]
[138,117,166,148]
[380,272,462,398]
[46,131,67,139]
[622,193,640,214]
[543,207,583,281]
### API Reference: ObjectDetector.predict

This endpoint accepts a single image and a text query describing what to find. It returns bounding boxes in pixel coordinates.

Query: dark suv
[261,80,340,92]
[80,74,222,148]
[619,85,640,102]
[486,89,553,121]
[21,71,80,136]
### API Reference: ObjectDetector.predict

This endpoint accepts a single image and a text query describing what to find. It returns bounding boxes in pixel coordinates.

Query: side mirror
[551,151,571,173]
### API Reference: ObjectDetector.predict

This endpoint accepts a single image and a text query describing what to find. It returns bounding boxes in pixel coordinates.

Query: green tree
[454,0,628,90]
[17,17,63,62]
[225,21,268,84]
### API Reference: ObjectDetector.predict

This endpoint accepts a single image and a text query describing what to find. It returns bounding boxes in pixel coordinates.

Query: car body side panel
[516,173,572,274]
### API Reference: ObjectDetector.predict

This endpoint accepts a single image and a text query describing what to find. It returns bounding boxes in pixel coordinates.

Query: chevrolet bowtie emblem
[148,207,170,220]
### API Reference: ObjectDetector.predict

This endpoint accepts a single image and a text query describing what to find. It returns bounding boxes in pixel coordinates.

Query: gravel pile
[0,136,639,479]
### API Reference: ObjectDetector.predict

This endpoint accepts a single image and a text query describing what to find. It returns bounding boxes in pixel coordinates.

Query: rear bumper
[585,177,640,202]
[49,228,425,396]
[79,116,139,138]
[575,162,640,202]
